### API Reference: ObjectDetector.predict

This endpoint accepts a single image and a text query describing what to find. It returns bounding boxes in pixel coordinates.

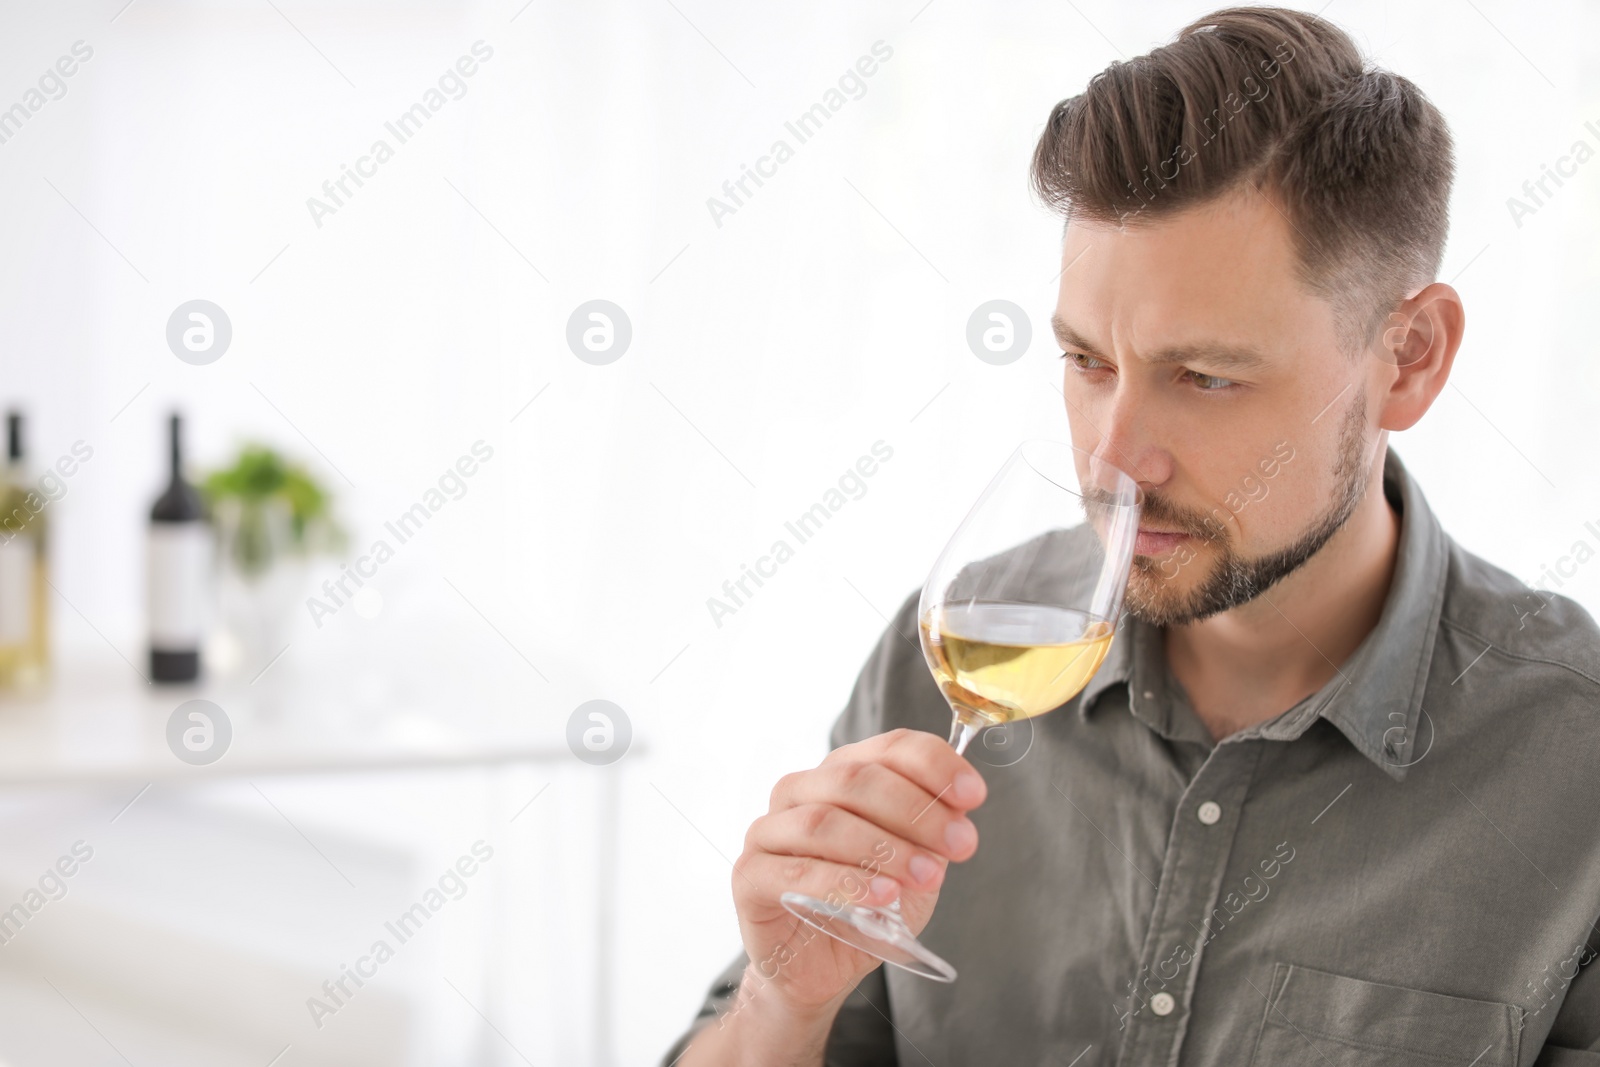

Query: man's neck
[1163,460,1403,742]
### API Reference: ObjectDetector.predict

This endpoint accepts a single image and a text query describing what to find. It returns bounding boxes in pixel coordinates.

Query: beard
[1124,394,1374,628]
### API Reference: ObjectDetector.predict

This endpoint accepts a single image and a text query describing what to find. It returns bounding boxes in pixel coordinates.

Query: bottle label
[148,524,211,649]
[0,538,36,644]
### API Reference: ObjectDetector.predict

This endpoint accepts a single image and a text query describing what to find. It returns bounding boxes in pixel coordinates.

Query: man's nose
[1092,385,1169,490]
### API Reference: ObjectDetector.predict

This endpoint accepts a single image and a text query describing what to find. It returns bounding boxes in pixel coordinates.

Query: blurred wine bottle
[0,412,50,691]
[148,414,210,683]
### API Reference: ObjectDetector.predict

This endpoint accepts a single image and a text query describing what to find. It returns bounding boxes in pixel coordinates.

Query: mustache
[1143,492,1229,542]
[1085,486,1226,543]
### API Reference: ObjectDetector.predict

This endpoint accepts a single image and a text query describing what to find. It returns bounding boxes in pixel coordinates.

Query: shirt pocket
[1249,962,1522,1067]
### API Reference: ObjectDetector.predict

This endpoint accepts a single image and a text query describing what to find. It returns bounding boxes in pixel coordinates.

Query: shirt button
[1197,801,1222,825]
[1150,991,1176,1016]
[1143,690,1155,700]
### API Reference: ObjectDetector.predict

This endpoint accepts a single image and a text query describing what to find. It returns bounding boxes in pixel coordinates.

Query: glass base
[779,891,957,982]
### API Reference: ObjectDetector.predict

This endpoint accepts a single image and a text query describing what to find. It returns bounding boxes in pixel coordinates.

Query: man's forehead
[1054,197,1321,355]
[1059,186,1298,271]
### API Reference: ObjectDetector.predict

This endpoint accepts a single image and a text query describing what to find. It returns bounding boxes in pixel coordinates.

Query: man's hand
[728,727,988,1017]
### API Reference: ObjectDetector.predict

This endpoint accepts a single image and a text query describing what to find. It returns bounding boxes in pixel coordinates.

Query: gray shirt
[664,446,1600,1066]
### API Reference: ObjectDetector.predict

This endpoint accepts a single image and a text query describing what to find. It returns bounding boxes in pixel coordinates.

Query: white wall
[0,0,1596,1063]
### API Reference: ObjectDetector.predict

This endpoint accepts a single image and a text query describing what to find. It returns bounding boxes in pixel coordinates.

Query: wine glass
[780,440,1142,981]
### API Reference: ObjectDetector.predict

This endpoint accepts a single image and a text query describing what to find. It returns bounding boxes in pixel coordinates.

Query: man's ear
[1374,282,1464,432]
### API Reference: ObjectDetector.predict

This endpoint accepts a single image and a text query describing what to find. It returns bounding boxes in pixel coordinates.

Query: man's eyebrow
[1051,315,1099,353]
[1051,314,1272,373]
[1146,340,1273,373]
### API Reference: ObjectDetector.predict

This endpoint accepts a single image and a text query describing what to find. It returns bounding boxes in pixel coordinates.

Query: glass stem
[881,714,984,921]
[876,713,984,921]
[947,713,982,755]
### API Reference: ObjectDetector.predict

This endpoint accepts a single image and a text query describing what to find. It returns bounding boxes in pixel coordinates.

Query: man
[666,7,1600,1064]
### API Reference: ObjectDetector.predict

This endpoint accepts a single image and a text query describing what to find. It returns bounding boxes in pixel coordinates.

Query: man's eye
[1184,369,1236,391]
[1061,351,1108,372]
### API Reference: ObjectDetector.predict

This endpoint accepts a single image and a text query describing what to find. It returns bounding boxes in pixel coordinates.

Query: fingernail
[909,854,941,886]
[954,772,986,805]
[945,817,977,855]
[871,876,900,901]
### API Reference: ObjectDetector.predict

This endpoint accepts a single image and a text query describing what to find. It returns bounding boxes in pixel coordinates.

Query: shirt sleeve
[659,586,936,1066]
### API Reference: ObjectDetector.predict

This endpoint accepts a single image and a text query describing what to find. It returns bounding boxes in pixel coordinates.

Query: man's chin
[1126,559,1190,627]
[1124,558,1208,627]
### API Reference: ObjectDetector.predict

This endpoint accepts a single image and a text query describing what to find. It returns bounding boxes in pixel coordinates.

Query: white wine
[0,413,49,691]
[920,601,1114,724]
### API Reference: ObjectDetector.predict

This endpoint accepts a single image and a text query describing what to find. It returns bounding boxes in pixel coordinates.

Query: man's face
[1056,186,1382,627]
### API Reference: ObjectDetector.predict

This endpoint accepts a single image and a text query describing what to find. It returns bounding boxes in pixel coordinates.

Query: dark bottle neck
[151,415,203,523]
[168,415,184,485]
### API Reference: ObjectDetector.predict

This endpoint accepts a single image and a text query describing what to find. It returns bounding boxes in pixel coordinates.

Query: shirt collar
[1078,445,1448,782]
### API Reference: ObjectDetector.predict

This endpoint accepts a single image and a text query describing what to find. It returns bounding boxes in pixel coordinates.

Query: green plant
[202,445,344,576]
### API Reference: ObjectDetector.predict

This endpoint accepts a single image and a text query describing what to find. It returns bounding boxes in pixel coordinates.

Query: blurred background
[0,0,1594,1063]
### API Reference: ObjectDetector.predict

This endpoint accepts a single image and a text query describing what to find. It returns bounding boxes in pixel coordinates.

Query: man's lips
[1134,527,1191,556]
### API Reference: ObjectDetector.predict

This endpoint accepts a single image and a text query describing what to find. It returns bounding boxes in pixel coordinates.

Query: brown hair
[1030,6,1455,357]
